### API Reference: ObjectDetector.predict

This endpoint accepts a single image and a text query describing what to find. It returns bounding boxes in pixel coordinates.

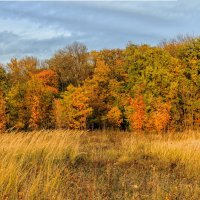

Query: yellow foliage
[107,107,122,127]
[55,86,93,129]
[29,95,41,130]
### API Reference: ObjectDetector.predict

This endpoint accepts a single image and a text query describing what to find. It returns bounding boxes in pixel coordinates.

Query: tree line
[0,37,200,132]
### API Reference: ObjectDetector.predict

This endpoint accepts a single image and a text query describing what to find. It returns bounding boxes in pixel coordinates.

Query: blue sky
[0,0,200,63]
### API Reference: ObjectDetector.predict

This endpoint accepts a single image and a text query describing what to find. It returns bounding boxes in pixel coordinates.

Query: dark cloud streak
[0,1,200,63]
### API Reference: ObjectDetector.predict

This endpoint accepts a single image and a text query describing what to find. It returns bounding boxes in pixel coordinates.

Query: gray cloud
[0,1,200,63]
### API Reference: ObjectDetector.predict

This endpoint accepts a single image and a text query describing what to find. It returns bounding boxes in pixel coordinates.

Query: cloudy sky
[0,0,200,63]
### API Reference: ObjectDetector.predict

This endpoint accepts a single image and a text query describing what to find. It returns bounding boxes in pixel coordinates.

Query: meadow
[0,130,200,200]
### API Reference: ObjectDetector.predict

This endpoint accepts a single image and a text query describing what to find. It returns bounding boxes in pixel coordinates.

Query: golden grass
[0,130,200,199]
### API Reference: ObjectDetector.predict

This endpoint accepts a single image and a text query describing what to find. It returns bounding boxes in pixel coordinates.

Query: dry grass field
[0,130,200,200]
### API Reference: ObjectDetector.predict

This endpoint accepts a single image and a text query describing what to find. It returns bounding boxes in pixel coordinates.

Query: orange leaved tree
[126,95,146,131]
[151,101,171,133]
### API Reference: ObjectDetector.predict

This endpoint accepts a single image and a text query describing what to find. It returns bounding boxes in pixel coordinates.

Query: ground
[0,130,200,200]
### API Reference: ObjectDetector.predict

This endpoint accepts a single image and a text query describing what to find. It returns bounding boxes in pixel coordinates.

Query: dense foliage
[0,38,200,132]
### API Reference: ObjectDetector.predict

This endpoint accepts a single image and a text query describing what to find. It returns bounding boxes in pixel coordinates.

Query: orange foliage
[69,87,92,129]
[128,95,146,131]
[29,95,41,130]
[107,106,122,127]
[151,101,171,132]
[54,99,65,129]
[36,69,58,93]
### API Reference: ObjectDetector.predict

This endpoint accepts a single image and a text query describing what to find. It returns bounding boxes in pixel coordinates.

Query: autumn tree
[0,65,8,92]
[81,48,130,129]
[176,38,200,128]
[126,95,146,131]
[0,91,6,131]
[29,95,41,130]
[35,69,58,93]
[54,85,92,129]
[7,83,28,129]
[54,99,65,129]
[47,42,94,90]
[0,65,7,131]
[150,100,171,133]
[106,106,122,128]
[26,69,58,129]
[84,58,122,129]
[7,57,38,84]
[124,44,181,131]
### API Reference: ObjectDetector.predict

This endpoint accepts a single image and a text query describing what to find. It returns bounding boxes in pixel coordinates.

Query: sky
[0,0,200,63]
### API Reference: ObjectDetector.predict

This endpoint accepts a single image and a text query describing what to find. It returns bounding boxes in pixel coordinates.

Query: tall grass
[0,130,200,199]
